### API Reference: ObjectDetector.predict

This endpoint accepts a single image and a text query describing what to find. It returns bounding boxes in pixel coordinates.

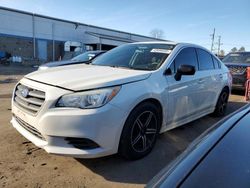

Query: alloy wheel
[219,92,228,114]
[130,111,158,153]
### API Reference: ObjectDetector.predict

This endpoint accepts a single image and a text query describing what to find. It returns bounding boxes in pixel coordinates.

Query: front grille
[233,77,245,86]
[14,115,45,140]
[228,65,246,75]
[14,84,45,115]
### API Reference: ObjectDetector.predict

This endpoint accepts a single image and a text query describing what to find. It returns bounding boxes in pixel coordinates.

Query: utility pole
[210,28,215,52]
[217,36,222,55]
[32,13,36,59]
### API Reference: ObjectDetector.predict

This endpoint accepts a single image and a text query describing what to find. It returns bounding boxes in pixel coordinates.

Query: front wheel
[119,102,161,160]
[212,88,229,117]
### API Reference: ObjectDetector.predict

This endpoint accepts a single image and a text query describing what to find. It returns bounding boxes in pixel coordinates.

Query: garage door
[37,40,47,61]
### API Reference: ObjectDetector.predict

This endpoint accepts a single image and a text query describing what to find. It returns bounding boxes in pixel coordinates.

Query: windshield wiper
[110,65,153,71]
[131,67,152,71]
[108,65,133,70]
[91,64,152,71]
[76,60,92,64]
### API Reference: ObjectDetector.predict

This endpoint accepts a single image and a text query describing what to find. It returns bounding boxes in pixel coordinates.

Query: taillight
[247,67,250,80]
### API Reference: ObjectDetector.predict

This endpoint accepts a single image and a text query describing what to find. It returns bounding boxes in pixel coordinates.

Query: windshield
[72,51,100,62]
[92,43,175,70]
[222,53,250,64]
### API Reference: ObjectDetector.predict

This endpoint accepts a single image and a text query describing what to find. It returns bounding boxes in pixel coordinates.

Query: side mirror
[174,65,195,81]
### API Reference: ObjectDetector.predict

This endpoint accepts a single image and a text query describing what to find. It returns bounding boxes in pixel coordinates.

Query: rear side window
[197,49,214,70]
[173,47,198,72]
[212,56,221,69]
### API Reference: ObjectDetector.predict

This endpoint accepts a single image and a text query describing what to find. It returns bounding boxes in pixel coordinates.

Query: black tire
[119,102,161,160]
[212,88,229,117]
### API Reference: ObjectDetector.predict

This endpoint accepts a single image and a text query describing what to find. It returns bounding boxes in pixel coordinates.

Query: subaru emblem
[21,88,29,98]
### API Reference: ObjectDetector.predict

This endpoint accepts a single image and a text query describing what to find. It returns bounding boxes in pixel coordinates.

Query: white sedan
[11,42,231,160]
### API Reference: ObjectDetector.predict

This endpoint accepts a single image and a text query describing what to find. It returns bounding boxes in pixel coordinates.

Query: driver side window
[169,47,198,73]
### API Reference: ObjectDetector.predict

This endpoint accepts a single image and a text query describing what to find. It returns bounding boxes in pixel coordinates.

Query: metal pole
[32,13,36,58]
[210,28,215,52]
[217,36,221,55]
[99,38,102,50]
[52,23,55,61]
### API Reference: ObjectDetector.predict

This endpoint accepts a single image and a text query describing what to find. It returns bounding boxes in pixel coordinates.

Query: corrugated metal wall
[0,7,163,62]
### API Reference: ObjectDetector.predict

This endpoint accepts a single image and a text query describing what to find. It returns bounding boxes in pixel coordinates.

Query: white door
[196,48,221,110]
[165,47,205,127]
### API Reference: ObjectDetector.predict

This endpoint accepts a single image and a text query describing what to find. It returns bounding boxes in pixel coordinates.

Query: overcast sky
[0,0,249,53]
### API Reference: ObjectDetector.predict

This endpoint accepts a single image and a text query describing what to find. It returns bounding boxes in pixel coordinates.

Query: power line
[210,29,226,55]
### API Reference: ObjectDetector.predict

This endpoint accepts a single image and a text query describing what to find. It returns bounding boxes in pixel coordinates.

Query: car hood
[224,62,250,67]
[25,64,151,91]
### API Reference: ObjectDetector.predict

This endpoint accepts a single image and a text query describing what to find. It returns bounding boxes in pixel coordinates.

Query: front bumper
[232,75,246,90]
[11,78,127,158]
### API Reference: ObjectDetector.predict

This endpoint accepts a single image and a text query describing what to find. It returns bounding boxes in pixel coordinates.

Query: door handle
[219,74,223,79]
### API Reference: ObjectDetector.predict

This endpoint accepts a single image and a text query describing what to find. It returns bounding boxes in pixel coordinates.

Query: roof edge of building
[0,6,168,42]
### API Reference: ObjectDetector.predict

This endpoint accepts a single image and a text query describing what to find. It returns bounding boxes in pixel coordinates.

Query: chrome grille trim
[228,66,246,75]
[14,115,45,141]
[15,90,44,105]
[14,84,45,115]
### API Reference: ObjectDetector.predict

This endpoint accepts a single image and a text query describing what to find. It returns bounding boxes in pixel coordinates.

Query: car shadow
[75,100,247,185]
[0,78,18,84]
[227,101,247,113]
[0,64,37,75]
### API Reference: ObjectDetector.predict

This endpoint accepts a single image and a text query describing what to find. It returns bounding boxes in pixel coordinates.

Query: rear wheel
[119,102,161,160]
[212,88,229,117]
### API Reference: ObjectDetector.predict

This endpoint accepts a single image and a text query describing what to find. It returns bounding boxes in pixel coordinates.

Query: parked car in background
[11,42,231,160]
[147,104,250,188]
[0,51,11,66]
[223,52,250,90]
[217,55,225,61]
[38,50,106,70]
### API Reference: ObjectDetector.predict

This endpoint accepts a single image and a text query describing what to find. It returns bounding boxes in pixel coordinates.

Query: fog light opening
[65,137,100,150]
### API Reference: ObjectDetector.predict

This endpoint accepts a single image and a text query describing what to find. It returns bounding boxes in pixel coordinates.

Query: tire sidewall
[214,89,229,117]
[119,102,161,160]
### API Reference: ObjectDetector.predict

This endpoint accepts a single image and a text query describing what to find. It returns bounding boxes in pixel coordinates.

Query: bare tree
[238,46,245,52]
[150,29,165,39]
[231,47,237,52]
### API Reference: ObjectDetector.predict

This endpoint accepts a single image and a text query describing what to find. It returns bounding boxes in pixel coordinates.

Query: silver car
[11,42,231,159]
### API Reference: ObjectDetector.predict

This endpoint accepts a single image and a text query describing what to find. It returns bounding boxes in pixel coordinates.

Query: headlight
[56,86,121,109]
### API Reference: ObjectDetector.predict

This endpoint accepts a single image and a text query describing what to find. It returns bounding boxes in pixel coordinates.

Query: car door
[196,48,221,110]
[212,55,226,104]
[165,47,205,127]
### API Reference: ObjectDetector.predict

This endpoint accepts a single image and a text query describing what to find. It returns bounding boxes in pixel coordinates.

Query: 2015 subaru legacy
[11,42,232,160]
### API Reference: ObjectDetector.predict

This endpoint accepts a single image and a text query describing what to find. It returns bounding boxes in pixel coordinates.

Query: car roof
[229,51,250,53]
[132,41,210,52]
[133,41,178,45]
[227,51,250,55]
[147,104,250,187]
[181,107,250,187]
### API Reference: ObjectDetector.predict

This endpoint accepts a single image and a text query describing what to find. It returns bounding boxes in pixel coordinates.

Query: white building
[0,6,166,62]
